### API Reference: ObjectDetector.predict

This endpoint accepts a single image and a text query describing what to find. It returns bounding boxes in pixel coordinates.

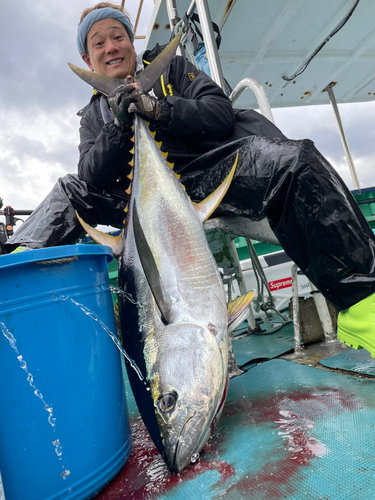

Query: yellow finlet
[167,162,174,169]
[150,130,156,137]
[124,205,128,213]
[129,147,135,154]
[161,151,168,158]
[130,136,134,143]
[127,170,133,180]
[174,172,181,179]
[227,290,255,331]
[228,291,255,315]
[128,159,134,167]
[126,186,131,195]
[155,141,162,148]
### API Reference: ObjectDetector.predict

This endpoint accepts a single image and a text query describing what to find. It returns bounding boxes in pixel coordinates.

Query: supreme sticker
[268,277,292,291]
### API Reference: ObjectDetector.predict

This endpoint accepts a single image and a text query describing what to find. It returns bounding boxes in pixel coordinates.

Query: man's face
[82,18,136,79]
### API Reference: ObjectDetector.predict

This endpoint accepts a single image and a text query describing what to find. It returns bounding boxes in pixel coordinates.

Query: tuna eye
[159,393,177,412]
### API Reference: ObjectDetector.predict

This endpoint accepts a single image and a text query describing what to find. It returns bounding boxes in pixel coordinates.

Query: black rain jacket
[77,48,235,190]
[76,44,285,189]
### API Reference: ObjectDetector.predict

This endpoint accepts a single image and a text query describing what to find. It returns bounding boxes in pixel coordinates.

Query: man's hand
[107,77,139,126]
[128,92,162,123]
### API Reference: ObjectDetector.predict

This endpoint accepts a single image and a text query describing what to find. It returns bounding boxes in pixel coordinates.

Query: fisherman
[5,2,375,359]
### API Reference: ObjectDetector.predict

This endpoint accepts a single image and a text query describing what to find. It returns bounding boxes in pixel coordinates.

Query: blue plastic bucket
[0,245,132,500]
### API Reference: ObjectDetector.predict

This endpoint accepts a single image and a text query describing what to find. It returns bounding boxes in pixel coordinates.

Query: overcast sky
[1,0,374,228]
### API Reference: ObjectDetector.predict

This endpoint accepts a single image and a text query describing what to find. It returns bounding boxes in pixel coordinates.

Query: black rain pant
[5,135,375,311]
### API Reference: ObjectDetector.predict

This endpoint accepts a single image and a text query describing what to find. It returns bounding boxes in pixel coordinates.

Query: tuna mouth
[169,411,210,473]
[166,412,196,473]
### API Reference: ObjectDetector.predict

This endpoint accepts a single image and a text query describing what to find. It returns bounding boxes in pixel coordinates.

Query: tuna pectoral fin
[132,204,175,324]
[227,290,255,334]
[194,152,239,223]
[76,212,123,258]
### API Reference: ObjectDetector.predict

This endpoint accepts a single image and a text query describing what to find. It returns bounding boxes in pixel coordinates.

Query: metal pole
[230,78,275,124]
[186,0,196,17]
[166,0,178,25]
[325,83,360,189]
[165,0,184,57]
[309,282,335,339]
[291,264,303,355]
[194,0,225,89]
[133,0,144,34]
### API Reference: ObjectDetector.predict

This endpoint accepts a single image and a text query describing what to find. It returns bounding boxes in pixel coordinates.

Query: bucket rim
[0,244,114,270]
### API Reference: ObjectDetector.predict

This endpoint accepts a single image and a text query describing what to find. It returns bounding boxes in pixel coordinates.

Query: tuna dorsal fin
[76,212,123,259]
[227,290,255,334]
[132,203,175,324]
[194,152,239,223]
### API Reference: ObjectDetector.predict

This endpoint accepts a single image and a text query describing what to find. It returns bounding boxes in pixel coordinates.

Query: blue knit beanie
[77,7,134,55]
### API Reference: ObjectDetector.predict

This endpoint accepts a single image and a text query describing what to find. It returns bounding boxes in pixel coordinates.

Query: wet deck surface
[95,323,375,500]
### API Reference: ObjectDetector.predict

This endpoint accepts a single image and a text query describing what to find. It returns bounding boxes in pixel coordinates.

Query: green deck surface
[232,321,295,367]
[320,348,375,376]
[97,353,375,500]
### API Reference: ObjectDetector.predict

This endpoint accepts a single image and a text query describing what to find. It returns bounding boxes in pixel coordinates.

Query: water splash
[1,321,69,478]
[45,404,57,427]
[1,323,57,430]
[53,439,63,457]
[109,285,140,306]
[60,296,145,382]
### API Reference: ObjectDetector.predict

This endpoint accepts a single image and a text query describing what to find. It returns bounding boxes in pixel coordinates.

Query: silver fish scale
[133,118,226,325]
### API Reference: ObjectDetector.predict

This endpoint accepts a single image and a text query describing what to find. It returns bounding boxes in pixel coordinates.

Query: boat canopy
[145,0,375,109]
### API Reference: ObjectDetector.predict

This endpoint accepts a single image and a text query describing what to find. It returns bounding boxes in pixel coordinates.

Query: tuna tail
[76,212,123,259]
[194,152,239,223]
[132,203,176,324]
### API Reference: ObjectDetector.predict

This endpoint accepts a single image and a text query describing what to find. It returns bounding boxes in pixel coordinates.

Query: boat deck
[94,319,375,500]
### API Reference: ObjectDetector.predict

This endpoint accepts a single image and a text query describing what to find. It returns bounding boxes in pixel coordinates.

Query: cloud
[0,105,80,208]
[0,1,77,110]
[273,100,375,190]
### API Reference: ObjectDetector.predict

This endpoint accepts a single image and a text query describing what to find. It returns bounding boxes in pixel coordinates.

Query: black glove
[107,80,136,126]
[128,92,162,123]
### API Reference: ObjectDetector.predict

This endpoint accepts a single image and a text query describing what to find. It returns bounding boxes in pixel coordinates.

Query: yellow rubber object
[337,292,375,358]
[11,246,30,254]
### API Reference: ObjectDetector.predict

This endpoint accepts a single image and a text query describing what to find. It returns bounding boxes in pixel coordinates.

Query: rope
[172,20,199,69]
[246,238,289,330]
